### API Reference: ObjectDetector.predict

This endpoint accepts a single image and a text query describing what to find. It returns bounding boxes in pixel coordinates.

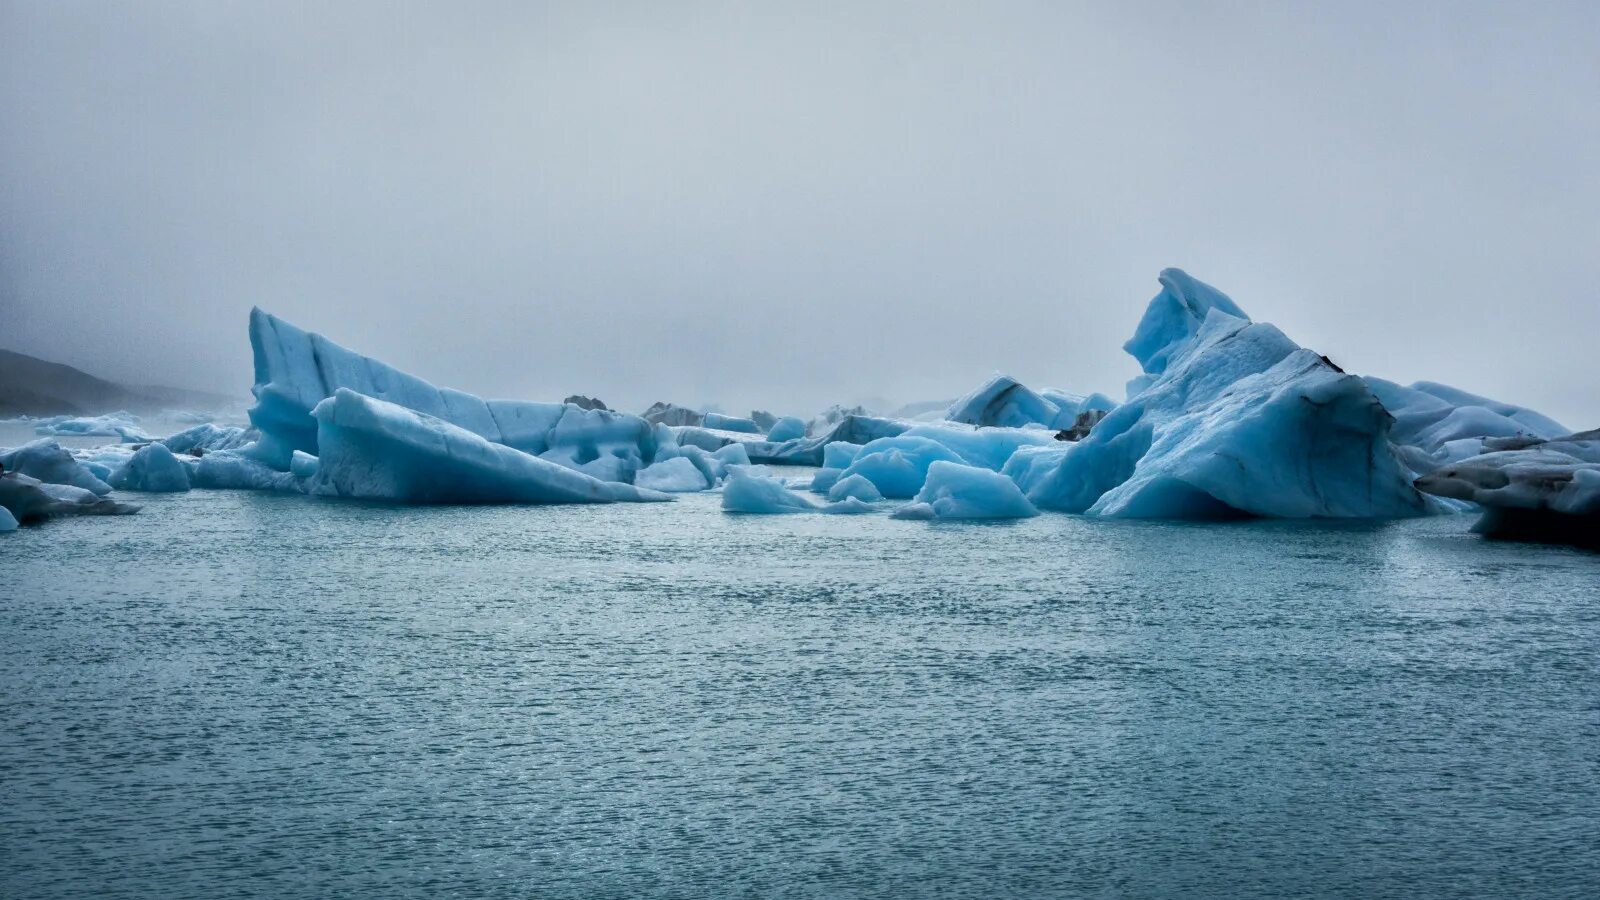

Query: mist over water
[3,3,1597,425]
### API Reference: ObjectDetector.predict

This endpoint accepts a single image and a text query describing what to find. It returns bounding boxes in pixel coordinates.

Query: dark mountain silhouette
[0,347,240,417]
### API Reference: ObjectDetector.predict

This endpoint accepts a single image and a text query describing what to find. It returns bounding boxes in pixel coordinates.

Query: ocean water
[2,483,1597,898]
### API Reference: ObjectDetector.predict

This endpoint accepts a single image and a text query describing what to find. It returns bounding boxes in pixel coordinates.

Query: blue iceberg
[307,389,668,504]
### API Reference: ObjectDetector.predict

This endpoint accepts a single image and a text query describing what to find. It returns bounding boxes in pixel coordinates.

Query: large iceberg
[1012,270,1441,519]
[247,309,657,478]
[1415,429,1600,548]
[307,389,668,504]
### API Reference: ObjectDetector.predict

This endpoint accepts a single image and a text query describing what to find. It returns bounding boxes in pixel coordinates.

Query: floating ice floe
[306,389,668,504]
[1,439,113,495]
[31,412,151,442]
[912,461,1038,519]
[721,471,817,513]
[1415,429,1600,548]
[0,472,140,523]
[109,443,192,493]
[827,473,884,503]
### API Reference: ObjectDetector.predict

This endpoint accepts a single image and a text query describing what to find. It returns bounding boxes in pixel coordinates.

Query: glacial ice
[109,442,192,493]
[820,497,878,515]
[1121,267,1249,396]
[702,413,760,434]
[902,424,1057,471]
[0,472,140,523]
[721,471,818,513]
[827,473,884,503]
[193,452,303,493]
[31,412,151,442]
[161,423,253,456]
[1,439,113,495]
[823,441,864,470]
[307,389,668,504]
[765,416,807,442]
[838,436,967,499]
[946,375,1063,429]
[1364,377,1569,473]
[1013,273,1441,518]
[247,308,657,478]
[635,456,712,493]
[1415,429,1600,547]
[913,460,1039,519]
[0,506,16,532]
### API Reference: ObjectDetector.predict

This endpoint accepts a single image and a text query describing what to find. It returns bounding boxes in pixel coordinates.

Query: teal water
[2,486,1597,898]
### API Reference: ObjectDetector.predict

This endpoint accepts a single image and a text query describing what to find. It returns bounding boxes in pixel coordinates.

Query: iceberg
[307,389,667,504]
[32,411,151,442]
[702,413,760,434]
[109,442,192,493]
[635,456,711,493]
[0,505,16,532]
[820,497,878,515]
[912,460,1039,519]
[1121,267,1249,396]
[827,473,884,503]
[837,435,966,498]
[1,439,113,495]
[720,471,817,513]
[0,472,140,523]
[1364,378,1569,473]
[1015,271,1440,519]
[946,374,1064,429]
[902,423,1057,471]
[161,423,253,456]
[1415,429,1600,548]
[246,308,657,478]
[192,452,303,493]
[641,402,705,427]
[765,416,807,442]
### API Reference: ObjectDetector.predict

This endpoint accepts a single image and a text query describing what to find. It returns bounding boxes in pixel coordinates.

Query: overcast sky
[2,2,1596,424]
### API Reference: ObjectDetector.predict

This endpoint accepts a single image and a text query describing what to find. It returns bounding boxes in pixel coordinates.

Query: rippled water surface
[3,484,1598,898]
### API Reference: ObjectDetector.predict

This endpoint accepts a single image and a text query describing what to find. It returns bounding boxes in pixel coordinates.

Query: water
[3,485,1598,898]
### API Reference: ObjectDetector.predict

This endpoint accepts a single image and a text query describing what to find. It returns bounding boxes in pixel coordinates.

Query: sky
[2,1,1596,425]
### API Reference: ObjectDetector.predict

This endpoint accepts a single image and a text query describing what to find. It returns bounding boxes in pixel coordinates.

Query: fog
[2,2,1596,425]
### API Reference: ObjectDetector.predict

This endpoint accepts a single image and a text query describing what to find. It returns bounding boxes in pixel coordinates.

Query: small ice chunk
[712,443,752,467]
[0,506,17,532]
[810,468,843,494]
[636,456,712,492]
[765,416,807,442]
[838,436,965,498]
[721,472,817,513]
[827,473,884,503]
[821,497,878,514]
[913,460,1039,519]
[822,441,863,469]
[890,502,936,520]
[109,442,192,493]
